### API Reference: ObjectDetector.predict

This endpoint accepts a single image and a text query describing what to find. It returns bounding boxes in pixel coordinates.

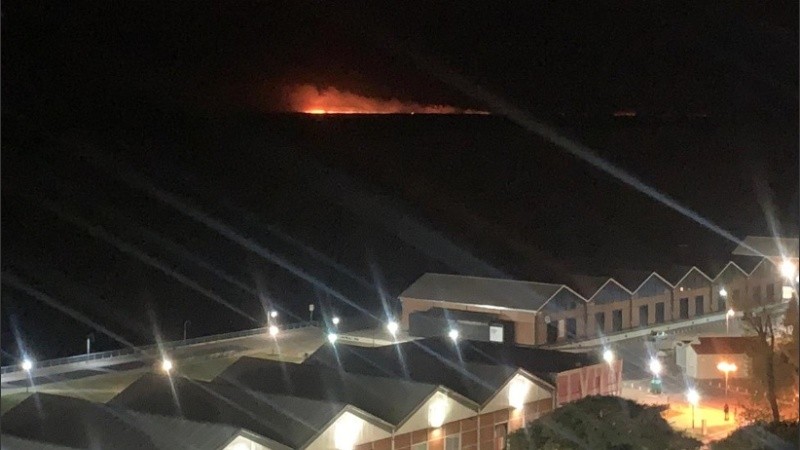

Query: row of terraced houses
[400,240,797,347]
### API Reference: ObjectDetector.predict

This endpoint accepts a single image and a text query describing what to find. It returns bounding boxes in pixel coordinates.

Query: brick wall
[356,399,553,450]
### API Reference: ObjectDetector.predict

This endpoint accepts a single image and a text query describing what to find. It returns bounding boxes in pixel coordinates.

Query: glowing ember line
[286,85,488,115]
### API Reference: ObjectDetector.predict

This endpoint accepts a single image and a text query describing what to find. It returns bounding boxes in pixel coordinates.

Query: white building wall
[306,411,391,450]
[224,435,272,450]
[694,353,752,380]
[394,391,476,434]
[479,373,552,414]
[686,347,698,378]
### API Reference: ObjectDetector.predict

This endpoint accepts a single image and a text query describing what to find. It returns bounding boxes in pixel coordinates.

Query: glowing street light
[649,357,663,394]
[161,358,173,373]
[270,310,279,319]
[780,260,797,280]
[448,329,459,342]
[327,332,338,344]
[332,316,340,326]
[21,358,33,372]
[649,358,662,376]
[726,308,735,335]
[386,320,399,337]
[686,389,700,429]
[603,349,614,364]
[719,288,728,298]
[716,362,737,402]
[268,325,279,337]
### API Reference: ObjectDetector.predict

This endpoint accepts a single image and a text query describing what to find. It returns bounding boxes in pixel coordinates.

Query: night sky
[2,2,798,363]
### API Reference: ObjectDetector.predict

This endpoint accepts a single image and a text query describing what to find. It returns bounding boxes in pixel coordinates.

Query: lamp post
[183,320,191,341]
[717,362,737,402]
[649,358,663,394]
[725,309,735,335]
[22,358,33,393]
[309,304,315,322]
[687,389,700,429]
[603,349,615,395]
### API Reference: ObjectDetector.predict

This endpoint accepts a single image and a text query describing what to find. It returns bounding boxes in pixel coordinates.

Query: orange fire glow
[286,85,488,115]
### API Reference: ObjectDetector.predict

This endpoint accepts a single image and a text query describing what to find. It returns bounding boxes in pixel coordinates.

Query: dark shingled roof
[0,393,261,450]
[304,342,520,405]
[399,273,566,311]
[2,394,158,450]
[305,337,591,403]
[215,357,444,426]
[108,373,351,449]
[690,337,761,355]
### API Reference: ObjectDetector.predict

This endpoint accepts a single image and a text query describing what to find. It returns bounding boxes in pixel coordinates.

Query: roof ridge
[421,272,565,287]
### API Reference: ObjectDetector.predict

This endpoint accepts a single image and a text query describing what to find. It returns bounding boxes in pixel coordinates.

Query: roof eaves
[232,430,293,450]
[748,258,769,276]
[404,297,540,313]
[712,261,748,281]
[673,266,712,287]
[536,285,588,313]
[587,278,633,301]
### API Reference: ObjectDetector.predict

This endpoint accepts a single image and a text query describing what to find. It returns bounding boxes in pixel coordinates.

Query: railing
[1,321,318,375]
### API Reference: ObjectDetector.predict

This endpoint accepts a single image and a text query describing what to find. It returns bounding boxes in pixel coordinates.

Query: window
[557,319,566,338]
[546,321,558,344]
[595,312,605,333]
[445,435,460,450]
[655,302,665,323]
[639,305,648,326]
[717,294,725,312]
[595,375,601,391]
[695,296,704,316]
[753,286,761,302]
[679,298,689,319]
[766,283,775,300]
[494,423,507,450]
[612,309,623,331]
[566,318,577,338]
[412,443,428,450]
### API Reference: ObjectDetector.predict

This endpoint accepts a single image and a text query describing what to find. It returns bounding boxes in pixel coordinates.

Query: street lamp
[327,332,338,344]
[268,325,279,337]
[779,260,797,280]
[719,288,727,298]
[183,320,191,341]
[386,320,399,337]
[22,358,33,393]
[448,329,459,342]
[603,349,614,364]
[726,309,735,335]
[686,389,700,429]
[649,358,663,394]
[161,358,173,373]
[270,310,278,319]
[716,362,737,403]
[332,316,340,326]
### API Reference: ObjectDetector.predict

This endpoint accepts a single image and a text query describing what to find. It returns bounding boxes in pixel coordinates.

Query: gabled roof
[730,255,767,274]
[0,393,275,450]
[0,435,81,450]
[711,261,748,282]
[2,393,161,450]
[568,275,610,299]
[305,338,586,404]
[690,337,761,355]
[399,273,570,312]
[732,236,799,259]
[108,373,377,449]
[666,265,712,287]
[215,357,445,426]
[611,269,667,292]
[305,342,524,406]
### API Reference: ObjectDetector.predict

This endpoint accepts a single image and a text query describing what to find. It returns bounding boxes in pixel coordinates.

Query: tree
[710,421,799,450]
[507,396,701,450]
[738,282,793,423]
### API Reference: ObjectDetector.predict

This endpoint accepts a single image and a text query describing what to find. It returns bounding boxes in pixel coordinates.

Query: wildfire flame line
[285,85,488,115]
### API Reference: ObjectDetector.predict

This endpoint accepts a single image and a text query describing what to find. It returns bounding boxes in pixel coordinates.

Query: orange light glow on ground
[286,85,488,115]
